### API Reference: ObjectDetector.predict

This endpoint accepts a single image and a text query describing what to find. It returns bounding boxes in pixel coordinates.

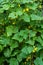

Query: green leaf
[17,53,23,62]
[27,3,38,10]
[34,57,43,65]
[0,57,4,65]
[37,45,42,52]
[31,14,43,20]
[40,50,43,59]
[41,33,43,39]
[22,13,30,22]
[21,46,33,54]
[0,45,3,52]
[25,39,35,45]
[16,10,23,16]
[21,46,28,54]
[8,12,18,19]
[19,29,29,39]
[13,26,19,33]
[11,50,19,57]
[12,33,23,42]
[36,37,43,46]
[9,10,23,19]
[27,46,33,53]
[10,42,19,51]
[14,0,33,3]
[17,52,27,62]
[9,58,19,65]
[0,0,3,3]
[4,48,11,57]
[3,4,10,10]
[0,8,4,13]
[0,37,11,47]
[19,29,29,36]
[22,0,33,3]
[29,30,36,38]
[41,25,43,28]
[6,25,14,36]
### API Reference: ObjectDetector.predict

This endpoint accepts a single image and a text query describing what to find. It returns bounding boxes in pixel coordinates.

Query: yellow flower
[28,26,31,29]
[26,57,31,61]
[25,8,29,12]
[28,26,32,29]
[34,47,38,51]
[23,8,29,12]
[18,4,20,7]
[12,22,16,24]
[32,64,34,65]
[39,5,42,8]
[24,62,26,64]
[33,47,38,53]
[33,50,35,53]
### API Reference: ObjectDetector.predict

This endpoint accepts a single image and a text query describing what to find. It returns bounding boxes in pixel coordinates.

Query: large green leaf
[34,57,43,65]
[25,39,35,45]
[3,4,10,10]
[19,29,29,39]
[0,36,11,47]
[29,30,36,38]
[8,12,18,19]
[9,58,19,65]
[12,33,23,42]
[10,42,19,51]
[22,13,30,22]
[31,14,43,20]
[21,46,33,54]
[17,52,27,62]
[6,25,14,36]
[4,48,11,57]
[36,37,43,46]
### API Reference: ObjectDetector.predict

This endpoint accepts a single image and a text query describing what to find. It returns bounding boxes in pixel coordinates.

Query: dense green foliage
[0,0,43,65]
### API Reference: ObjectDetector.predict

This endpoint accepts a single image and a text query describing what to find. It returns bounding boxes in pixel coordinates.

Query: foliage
[0,0,43,65]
